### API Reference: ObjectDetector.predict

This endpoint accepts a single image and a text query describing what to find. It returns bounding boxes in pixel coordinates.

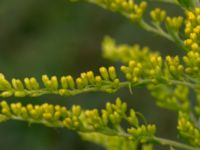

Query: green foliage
[1,0,200,150]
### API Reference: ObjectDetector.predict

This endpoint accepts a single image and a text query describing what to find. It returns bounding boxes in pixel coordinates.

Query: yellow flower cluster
[182,8,200,77]
[127,124,156,141]
[165,55,184,76]
[73,98,128,130]
[148,55,162,78]
[0,66,120,97]
[150,8,166,23]
[121,60,143,83]
[177,116,200,147]
[183,51,200,76]
[148,7,185,47]
[0,98,156,142]
[102,37,187,79]
[101,36,200,113]
[120,55,186,83]
[79,0,147,22]
[165,16,183,31]
[148,85,190,111]
[184,8,200,51]
[102,36,159,64]
[0,100,68,126]
[102,38,194,112]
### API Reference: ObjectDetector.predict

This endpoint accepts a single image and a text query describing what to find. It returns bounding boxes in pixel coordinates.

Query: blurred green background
[0,0,183,150]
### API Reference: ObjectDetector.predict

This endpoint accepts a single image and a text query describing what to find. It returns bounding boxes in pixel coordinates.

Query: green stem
[170,80,196,89]
[154,137,200,150]
[139,20,188,51]
[139,20,173,42]
[149,0,179,5]
[166,26,188,52]
[11,115,65,128]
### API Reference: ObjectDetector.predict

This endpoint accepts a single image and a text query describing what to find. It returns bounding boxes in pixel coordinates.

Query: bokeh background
[0,0,183,150]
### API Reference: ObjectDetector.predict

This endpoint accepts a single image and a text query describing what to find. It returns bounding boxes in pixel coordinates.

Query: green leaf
[177,0,194,9]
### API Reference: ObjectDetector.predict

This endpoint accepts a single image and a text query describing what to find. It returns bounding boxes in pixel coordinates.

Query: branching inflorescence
[0,98,157,149]
[1,0,200,150]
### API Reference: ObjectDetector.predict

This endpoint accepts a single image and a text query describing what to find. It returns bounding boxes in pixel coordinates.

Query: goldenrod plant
[1,0,200,150]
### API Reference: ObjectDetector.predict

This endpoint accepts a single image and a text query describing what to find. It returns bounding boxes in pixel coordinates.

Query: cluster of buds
[148,55,162,78]
[0,98,156,143]
[183,51,200,77]
[165,16,183,32]
[120,56,163,84]
[121,60,143,83]
[183,9,200,77]
[102,36,158,64]
[0,66,121,98]
[148,85,190,112]
[77,98,128,130]
[150,8,183,35]
[86,0,147,22]
[101,36,199,114]
[165,55,184,77]
[63,105,82,129]
[150,8,166,23]
[0,101,68,127]
[127,124,156,141]
[177,116,200,147]
[184,8,200,51]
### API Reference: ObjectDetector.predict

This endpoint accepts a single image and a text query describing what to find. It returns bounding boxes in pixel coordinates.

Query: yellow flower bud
[43,113,53,120]
[99,67,109,80]
[66,75,75,89]
[30,77,40,90]
[24,78,32,90]
[95,76,102,86]
[61,76,68,89]
[76,78,84,89]
[86,71,95,84]
[1,91,13,97]
[108,66,117,80]
[80,73,89,85]
[12,79,24,90]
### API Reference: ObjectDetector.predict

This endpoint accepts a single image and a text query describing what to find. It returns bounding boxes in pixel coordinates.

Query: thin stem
[170,80,196,89]
[149,0,179,5]
[139,20,174,42]
[139,20,188,51]
[149,0,188,11]
[166,26,188,52]
[11,115,65,128]
[154,137,200,150]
